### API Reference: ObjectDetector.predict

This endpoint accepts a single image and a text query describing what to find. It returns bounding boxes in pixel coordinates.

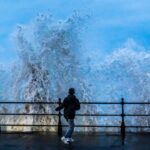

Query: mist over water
[0,13,150,132]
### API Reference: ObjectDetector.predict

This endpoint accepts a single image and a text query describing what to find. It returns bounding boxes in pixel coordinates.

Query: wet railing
[0,98,150,145]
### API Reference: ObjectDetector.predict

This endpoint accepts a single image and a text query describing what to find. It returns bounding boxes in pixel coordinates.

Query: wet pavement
[0,133,150,150]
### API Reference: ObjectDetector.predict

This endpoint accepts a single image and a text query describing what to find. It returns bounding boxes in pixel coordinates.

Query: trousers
[65,119,74,138]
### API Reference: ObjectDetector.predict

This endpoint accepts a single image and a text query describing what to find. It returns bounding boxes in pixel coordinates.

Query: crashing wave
[0,13,150,132]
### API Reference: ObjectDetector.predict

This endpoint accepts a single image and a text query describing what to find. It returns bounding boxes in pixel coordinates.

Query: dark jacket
[55,94,80,119]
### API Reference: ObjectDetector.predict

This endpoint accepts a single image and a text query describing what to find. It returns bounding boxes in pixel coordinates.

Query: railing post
[0,102,2,133]
[58,98,62,137]
[120,98,126,145]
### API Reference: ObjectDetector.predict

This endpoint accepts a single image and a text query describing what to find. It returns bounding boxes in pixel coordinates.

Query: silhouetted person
[55,88,80,144]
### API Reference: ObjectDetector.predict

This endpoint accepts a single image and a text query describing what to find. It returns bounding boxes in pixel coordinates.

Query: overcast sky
[0,0,150,64]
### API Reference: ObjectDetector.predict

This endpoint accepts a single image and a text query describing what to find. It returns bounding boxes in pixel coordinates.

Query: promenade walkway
[0,133,149,150]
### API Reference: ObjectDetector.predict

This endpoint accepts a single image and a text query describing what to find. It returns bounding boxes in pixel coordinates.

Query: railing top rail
[0,101,150,104]
[0,124,149,128]
[0,113,150,116]
[0,102,58,104]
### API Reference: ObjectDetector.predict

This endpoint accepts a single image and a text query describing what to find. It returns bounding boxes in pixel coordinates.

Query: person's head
[68,88,75,95]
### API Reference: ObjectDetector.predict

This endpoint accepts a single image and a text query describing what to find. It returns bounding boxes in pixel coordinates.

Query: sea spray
[0,13,150,132]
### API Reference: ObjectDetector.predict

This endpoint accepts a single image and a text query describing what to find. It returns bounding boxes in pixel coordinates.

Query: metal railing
[0,98,150,144]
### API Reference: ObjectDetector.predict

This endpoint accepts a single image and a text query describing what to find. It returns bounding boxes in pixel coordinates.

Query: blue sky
[0,0,150,64]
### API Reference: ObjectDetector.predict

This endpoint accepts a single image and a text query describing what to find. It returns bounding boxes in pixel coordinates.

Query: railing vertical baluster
[58,98,62,137]
[120,98,126,145]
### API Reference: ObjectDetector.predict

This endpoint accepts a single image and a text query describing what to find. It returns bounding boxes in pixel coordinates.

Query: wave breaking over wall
[0,13,150,132]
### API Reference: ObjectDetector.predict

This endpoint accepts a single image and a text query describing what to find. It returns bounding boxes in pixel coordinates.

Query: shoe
[70,138,74,142]
[67,138,74,142]
[61,136,69,144]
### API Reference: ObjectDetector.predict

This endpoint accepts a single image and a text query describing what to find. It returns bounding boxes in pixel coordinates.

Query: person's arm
[75,99,80,110]
[55,99,66,111]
